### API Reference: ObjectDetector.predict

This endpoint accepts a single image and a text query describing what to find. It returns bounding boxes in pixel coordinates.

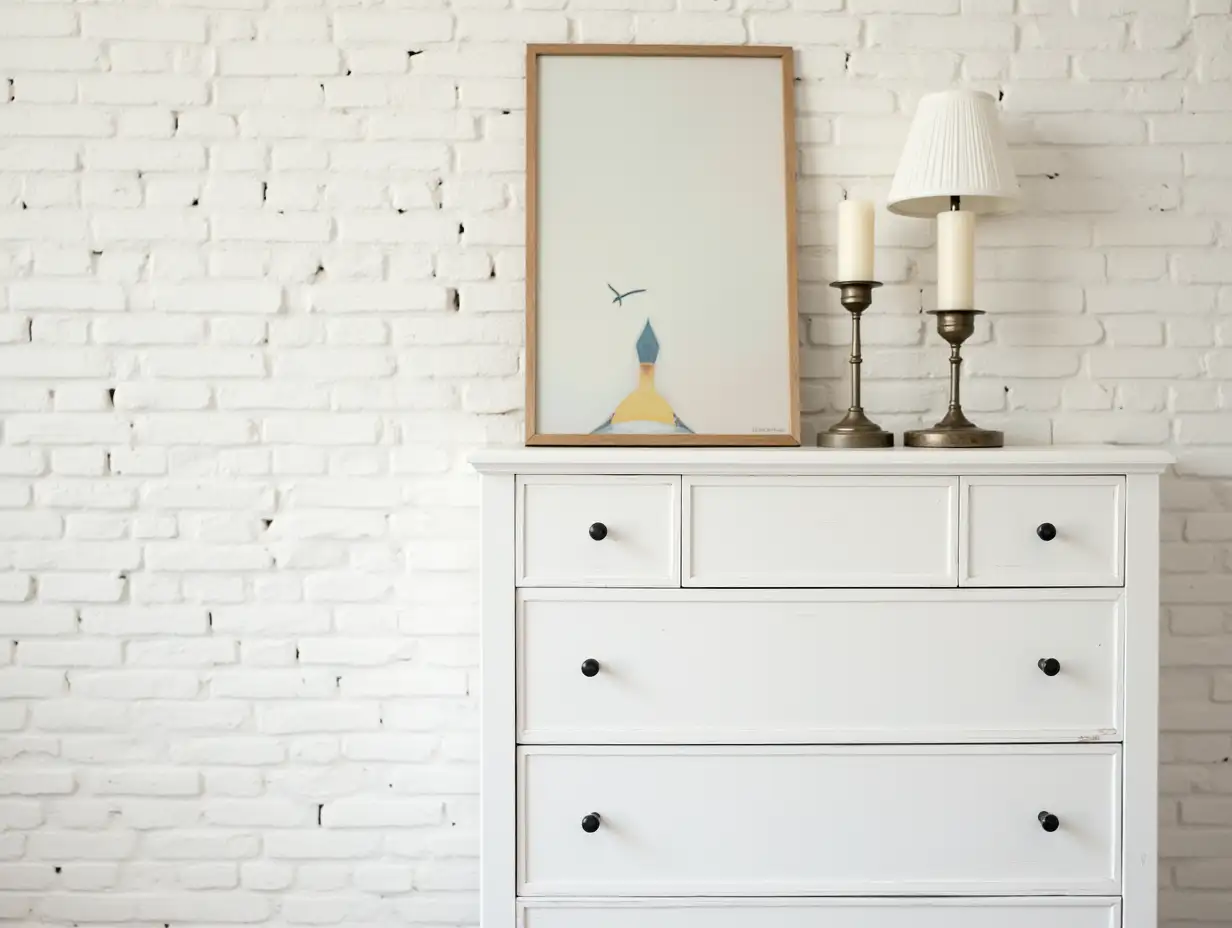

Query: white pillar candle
[836,198,875,281]
[937,209,976,310]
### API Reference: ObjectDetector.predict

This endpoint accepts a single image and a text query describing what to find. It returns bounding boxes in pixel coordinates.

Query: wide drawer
[960,477,1124,587]
[518,745,1120,896]
[517,476,681,587]
[683,476,957,587]
[517,590,1122,744]
[519,898,1121,928]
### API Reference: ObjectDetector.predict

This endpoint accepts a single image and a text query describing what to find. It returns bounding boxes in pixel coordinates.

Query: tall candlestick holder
[817,280,893,449]
[904,309,1003,448]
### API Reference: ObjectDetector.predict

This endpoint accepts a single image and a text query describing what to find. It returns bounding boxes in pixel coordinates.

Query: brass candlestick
[818,280,893,449]
[904,309,1003,449]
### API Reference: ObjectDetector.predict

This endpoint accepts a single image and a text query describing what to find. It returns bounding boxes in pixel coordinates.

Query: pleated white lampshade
[887,89,1020,217]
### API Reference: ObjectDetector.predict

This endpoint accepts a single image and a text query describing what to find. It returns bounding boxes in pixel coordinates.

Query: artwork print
[526,46,800,446]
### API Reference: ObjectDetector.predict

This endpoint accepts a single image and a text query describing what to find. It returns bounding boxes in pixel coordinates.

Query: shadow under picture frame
[524,44,801,447]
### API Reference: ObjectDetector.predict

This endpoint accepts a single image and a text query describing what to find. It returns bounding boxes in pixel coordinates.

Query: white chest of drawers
[472,447,1170,928]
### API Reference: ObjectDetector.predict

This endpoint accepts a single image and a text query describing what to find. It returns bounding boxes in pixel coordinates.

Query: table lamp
[888,89,1020,448]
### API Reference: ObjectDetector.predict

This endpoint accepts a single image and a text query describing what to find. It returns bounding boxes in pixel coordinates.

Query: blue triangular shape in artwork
[636,320,660,364]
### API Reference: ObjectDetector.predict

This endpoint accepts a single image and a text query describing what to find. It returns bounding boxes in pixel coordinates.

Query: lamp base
[817,410,894,448]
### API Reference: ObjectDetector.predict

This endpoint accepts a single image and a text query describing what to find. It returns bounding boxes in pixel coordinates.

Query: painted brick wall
[0,0,1228,924]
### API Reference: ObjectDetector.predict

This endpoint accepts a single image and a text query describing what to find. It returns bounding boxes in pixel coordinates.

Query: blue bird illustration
[608,283,647,306]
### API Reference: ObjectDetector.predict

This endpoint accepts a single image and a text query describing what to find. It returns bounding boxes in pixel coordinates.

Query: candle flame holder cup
[817,281,894,449]
[904,309,1003,449]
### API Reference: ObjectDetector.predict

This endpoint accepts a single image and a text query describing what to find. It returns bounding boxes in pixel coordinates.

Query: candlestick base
[903,418,1003,449]
[818,409,895,448]
[817,280,894,449]
[904,309,1003,450]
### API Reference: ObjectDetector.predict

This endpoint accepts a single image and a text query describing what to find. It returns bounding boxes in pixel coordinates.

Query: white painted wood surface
[518,589,1122,744]
[472,447,1169,928]
[960,476,1125,587]
[472,446,1172,476]
[1121,473,1160,928]
[684,476,957,587]
[519,897,1121,928]
[518,745,1121,897]
[516,475,681,587]
[480,473,517,928]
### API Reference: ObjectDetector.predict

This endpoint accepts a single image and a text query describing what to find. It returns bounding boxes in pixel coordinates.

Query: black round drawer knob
[1038,811,1060,833]
[580,659,600,678]
[1036,522,1057,542]
[581,813,602,833]
[1038,657,1061,677]
[588,522,608,541]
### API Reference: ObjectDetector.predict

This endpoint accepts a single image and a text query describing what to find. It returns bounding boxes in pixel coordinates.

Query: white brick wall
[0,1,1227,923]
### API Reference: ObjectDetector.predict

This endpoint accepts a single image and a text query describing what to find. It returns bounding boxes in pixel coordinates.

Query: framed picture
[525,45,800,446]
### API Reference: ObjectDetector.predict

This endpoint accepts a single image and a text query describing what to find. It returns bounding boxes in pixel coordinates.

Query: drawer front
[520,898,1121,928]
[683,477,957,587]
[961,477,1124,587]
[517,477,681,587]
[518,591,1122,744]
[519,745,1120,896]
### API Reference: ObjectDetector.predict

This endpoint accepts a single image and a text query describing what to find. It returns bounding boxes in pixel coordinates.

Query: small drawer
[961,477,1124,587]
[683,476,957,587]
[518,745,1120,897]
[517,590,1122,744]
[520,898,1121,928]
[517,476,681,587]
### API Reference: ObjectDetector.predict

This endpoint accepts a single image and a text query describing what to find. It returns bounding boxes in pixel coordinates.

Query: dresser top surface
[470,445,1173,476]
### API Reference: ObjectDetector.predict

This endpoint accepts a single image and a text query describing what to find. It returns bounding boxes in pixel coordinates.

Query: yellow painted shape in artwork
[610,364,677,425]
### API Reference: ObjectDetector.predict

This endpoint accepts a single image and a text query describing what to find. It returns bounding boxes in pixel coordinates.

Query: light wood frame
[524,44,800,447]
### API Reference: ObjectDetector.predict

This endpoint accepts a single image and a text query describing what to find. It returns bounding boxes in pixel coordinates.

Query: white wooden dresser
[471,447,1170,928]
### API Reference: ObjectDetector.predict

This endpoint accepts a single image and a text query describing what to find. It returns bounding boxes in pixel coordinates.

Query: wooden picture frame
[525,44,800,446]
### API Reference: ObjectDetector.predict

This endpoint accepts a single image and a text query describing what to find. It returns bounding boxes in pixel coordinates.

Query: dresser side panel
[1122,472,1160,928]
[482,472,517,928]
